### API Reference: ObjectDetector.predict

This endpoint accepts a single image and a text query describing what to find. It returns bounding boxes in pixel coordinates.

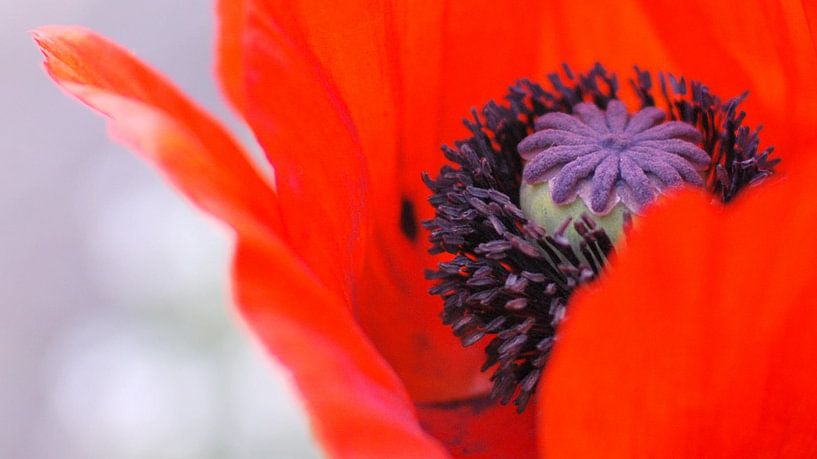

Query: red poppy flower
[34,0,817,457]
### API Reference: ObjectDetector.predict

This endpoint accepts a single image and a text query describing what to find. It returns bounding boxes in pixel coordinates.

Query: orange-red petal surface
[233,235,449,458]
[216,0,248,115]
[241,0,373,305]
[541,0,817,164]
[34,25,281,240]
[235,0,553,403]
[540,151,817,456]
[416,396,538,459]
[804,0,817,50]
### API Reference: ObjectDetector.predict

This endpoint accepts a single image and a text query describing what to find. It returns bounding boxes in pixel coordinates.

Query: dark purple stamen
[519,100,709,214]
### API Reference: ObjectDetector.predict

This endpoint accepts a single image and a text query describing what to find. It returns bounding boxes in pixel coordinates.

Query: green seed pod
[520,181,629,246]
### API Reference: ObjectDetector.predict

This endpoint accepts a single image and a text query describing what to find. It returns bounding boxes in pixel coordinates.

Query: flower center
[423,64,777,412]
[518,100,709,218]
[599,133,630,150]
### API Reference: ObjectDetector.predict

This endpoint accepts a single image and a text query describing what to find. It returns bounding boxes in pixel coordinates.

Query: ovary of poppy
[34,0,817,457]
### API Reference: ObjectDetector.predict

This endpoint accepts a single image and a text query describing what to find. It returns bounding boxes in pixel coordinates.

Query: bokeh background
[2,1,321,457]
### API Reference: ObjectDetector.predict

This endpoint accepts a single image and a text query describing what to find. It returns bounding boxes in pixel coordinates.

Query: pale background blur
[1,1,321,457]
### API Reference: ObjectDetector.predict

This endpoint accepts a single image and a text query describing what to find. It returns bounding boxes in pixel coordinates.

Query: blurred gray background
[1,1,321,457]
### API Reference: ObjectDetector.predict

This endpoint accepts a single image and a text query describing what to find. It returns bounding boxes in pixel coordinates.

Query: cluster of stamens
[423,64,777,411]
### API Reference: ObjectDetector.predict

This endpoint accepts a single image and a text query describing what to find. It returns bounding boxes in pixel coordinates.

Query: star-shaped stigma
[518,100,710,214]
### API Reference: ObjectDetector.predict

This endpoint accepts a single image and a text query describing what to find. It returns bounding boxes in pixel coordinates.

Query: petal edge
[34,25,282,239]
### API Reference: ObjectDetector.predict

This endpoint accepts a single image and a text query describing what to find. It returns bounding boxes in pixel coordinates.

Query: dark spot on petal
[415,392,496,414]
[400,196,418,242]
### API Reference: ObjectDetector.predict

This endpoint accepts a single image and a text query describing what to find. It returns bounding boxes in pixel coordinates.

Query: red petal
[234,235,450,458]
[541,0,817,164]
[540,151,817,456]
[416,396,538,459]
[239,0,550,402]
[804,0,817,50]
[241,1,373,304]
[216,0,248,115]
[33,26,281,239]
